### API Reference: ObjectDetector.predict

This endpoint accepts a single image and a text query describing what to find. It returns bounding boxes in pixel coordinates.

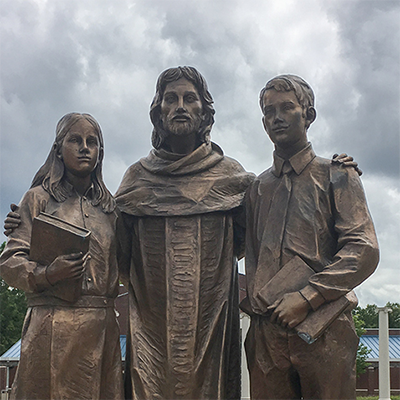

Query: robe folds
[116,142,254,400]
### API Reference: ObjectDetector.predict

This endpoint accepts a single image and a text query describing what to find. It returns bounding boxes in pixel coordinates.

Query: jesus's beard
[162,114,203,137]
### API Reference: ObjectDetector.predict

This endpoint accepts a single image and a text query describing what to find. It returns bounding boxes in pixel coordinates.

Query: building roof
[2,334,399,364]
[360,334,400,361]
[0,340,21,361]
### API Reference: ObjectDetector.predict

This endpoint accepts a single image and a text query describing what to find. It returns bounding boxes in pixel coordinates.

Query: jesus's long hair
[150,66,215,150]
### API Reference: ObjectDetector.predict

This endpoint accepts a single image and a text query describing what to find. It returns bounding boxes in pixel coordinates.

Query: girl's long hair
[31,112,116,213]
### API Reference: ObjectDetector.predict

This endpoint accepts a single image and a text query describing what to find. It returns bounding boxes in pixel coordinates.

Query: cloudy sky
[1,0,399,307]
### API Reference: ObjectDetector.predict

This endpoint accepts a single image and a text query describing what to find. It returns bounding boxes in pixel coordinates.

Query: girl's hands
[46,252,90,285]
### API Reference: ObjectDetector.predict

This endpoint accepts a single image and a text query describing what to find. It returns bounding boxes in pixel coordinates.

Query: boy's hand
[268,292,311,329]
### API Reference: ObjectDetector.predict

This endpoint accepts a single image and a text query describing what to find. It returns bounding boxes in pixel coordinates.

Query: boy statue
[243,74,379,399]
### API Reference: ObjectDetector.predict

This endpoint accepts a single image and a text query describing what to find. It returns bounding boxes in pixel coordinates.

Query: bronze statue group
[0,67,379,400]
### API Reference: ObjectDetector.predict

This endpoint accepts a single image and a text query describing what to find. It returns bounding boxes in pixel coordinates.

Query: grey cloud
[320,0,400,177]
[1,0,399,306]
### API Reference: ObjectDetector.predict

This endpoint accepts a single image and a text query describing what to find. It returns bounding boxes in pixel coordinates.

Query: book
[256,256,314,307]
[295,291,358,344]
[255,255,358,344]
[30,212,91,302]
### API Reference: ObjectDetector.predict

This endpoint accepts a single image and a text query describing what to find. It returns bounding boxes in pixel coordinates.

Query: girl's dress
[0,180,124,399]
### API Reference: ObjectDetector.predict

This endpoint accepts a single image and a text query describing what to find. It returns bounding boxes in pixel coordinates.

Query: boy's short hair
[260,74,315,113]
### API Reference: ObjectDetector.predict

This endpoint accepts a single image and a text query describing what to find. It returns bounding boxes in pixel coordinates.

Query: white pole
[378,306,391,400]
[6,365,9,392]
[240,313,250,400]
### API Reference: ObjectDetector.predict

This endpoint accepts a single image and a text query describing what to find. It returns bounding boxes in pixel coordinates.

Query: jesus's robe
[115,142,254,400]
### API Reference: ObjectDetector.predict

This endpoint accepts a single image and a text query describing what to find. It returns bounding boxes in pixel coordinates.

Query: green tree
[353,302,400,328]
[386,302,400,328]
[353,313,371,377]
[352,302,400,377]
[0,241,27,355]
[353,304,378,328]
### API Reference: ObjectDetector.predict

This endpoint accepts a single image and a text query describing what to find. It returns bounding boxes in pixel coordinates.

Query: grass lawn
[357,397,400,400]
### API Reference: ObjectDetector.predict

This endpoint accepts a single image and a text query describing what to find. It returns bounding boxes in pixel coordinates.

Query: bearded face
[160,78,204,137]
[162,112,203,136]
